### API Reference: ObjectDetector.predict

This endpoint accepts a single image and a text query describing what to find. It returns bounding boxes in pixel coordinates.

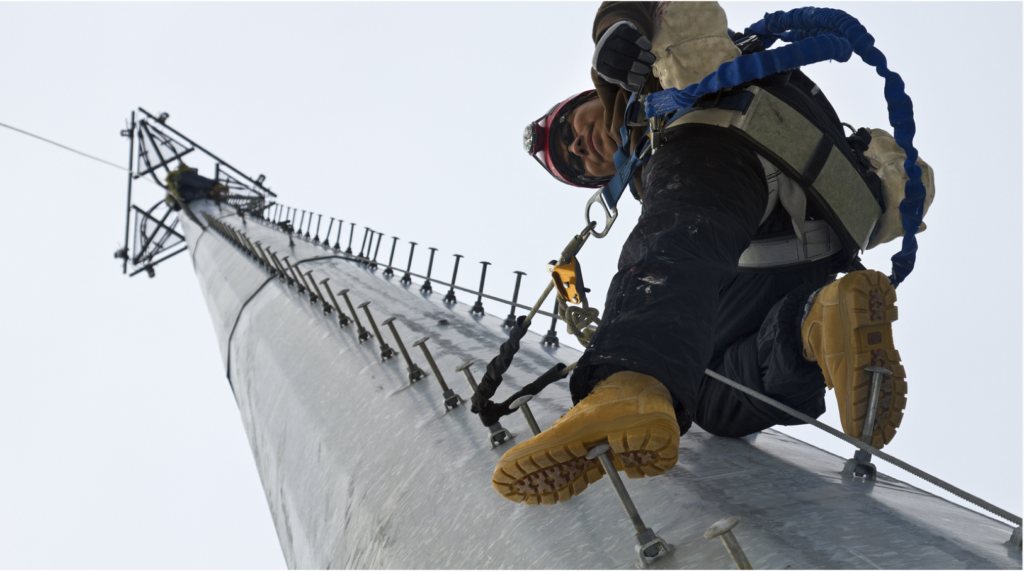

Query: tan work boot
[492,371,679,505]
[801,270,908,449]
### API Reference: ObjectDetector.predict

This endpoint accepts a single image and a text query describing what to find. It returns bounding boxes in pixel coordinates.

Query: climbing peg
[401,242,417,285]
[586,443,671,567]
[471,261,490,315]
[382,317,426,382]
[412,337,463,411]
[338,289,372,343]
[383,236,399,278]
[305,271,331,313]
[268,250,291,284]
[842,366,891,481]
[357,227,370,259]
[358,301,396,362]
[421,247,438,294]
[282,257,306,294]
[541,299,560,347]
[509,395,541,436]
[504,271,527,328]
[324,217,335,248]
[321,279,352,328]
[704,516,752,570]
[370,231,383,270]
[457,361,513,446]
[444,254,463,304]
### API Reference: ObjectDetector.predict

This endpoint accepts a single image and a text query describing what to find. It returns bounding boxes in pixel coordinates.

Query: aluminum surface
[181,199,1021,569]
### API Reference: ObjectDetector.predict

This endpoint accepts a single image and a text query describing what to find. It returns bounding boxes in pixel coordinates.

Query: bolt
[299,210,306,237]
[412,337,463,410]
[382,317,426,382]
[471,261,490,315]
[334,219,343,251]
[401,242,417,285]
[346,223,355,255]
[504,271,527,328]
[443,254,463,304]
[304,212,313,239]
[704,516,752,570]
[383,236,399,278]
[357,301,396,362]
[337,289,371,343]
[421,247,437,294]
[313,214,322,244]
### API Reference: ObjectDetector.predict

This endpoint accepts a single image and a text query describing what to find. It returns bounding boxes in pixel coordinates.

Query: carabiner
[585,187,618,239]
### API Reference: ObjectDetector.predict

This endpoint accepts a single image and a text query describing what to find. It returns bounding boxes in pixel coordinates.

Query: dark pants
[570,124,831,438]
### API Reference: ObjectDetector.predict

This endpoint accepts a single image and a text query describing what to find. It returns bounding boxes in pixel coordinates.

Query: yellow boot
[801,270,908,449]
[492,371,679,505]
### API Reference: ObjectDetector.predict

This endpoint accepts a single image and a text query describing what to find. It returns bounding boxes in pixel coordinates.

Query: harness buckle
[648,116,663,155]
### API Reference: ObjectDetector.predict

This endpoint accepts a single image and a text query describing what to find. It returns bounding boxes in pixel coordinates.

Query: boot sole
[492,413,679,506]
[834,271,908,449]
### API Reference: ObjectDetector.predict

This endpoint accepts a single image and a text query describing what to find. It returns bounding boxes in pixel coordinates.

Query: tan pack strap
[665,86,881,253]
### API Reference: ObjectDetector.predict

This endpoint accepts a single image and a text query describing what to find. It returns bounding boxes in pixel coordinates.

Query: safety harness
[586,6,925,288]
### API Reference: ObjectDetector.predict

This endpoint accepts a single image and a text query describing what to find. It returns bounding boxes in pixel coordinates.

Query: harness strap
[644,32,852,118]
[738,220,842,269]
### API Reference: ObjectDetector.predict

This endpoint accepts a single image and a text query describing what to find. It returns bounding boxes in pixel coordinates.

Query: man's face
[554,97,619,179]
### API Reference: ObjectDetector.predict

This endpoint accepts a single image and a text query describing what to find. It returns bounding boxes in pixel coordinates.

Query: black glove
[592,20,656,93]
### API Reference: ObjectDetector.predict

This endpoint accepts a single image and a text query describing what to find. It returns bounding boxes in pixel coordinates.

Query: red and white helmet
[523,90,610,188]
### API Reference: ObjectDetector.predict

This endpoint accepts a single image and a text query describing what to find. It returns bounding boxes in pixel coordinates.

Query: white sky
[0,2,1019,568]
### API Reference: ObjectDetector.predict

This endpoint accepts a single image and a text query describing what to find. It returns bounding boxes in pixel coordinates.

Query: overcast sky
[0,2,1020,568]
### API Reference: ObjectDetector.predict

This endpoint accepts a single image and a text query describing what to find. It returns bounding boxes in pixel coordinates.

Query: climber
[495,1,934,506]
[165,163,227,209]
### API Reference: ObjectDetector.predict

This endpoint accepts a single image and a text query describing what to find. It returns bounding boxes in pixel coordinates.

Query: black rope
[474,363,569,428]
[470,314,570,427]
[472,315,530,410]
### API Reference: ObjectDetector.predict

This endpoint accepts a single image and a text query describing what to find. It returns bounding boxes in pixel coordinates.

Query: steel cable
[703,368,1022,526]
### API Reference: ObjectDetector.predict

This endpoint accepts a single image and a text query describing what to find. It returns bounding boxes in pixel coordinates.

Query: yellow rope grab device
[519,221,603,347]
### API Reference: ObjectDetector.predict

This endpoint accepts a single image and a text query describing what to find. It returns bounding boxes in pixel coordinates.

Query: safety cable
[703,368,1022,526]
[470,214,1022,528]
